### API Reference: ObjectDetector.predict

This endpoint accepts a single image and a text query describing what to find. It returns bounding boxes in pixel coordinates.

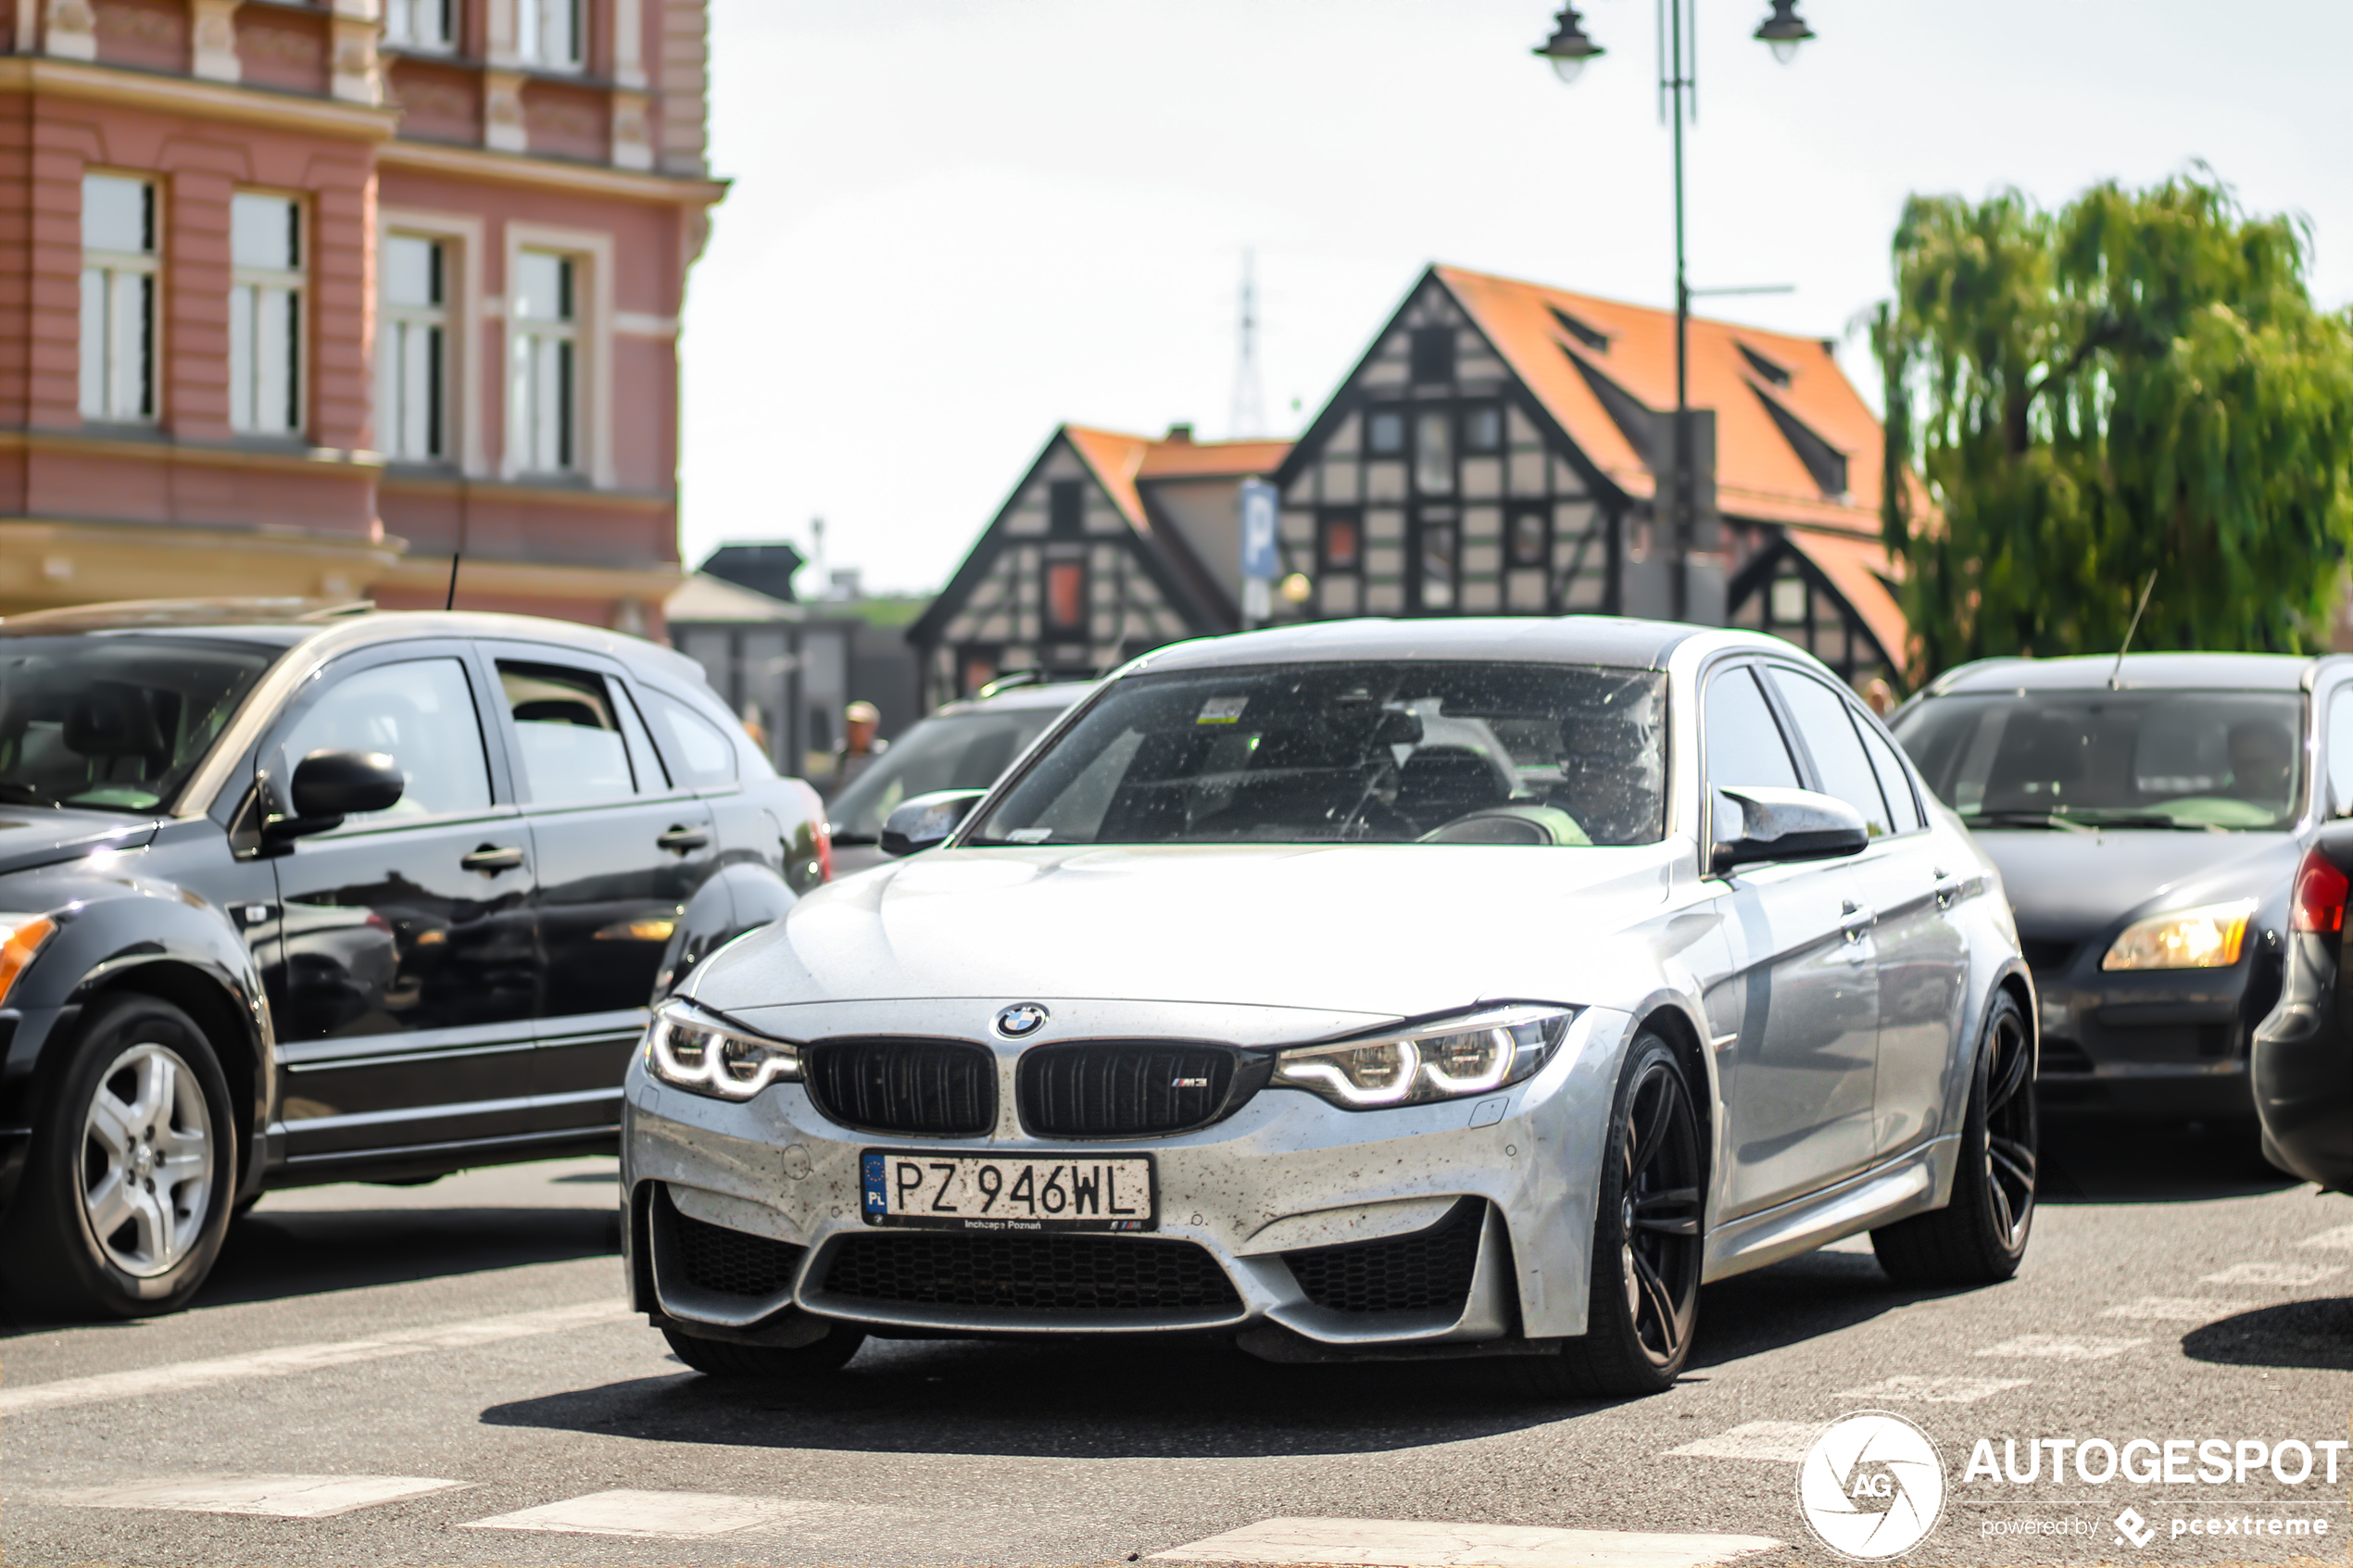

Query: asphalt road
[4,1116,2347,1567]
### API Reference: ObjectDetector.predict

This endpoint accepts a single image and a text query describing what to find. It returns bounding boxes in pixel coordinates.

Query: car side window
[1704,666,1802,793]
[1768,669,1894,837]
[498,661,638,806]
[610,680,672,792]
[644,689,738,787]
[2329,687,2353,817]
[1856,712,1927,834]
[276,658,491,822]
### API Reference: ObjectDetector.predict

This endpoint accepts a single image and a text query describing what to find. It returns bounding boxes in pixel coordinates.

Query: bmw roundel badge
[995,1002,1050,1038]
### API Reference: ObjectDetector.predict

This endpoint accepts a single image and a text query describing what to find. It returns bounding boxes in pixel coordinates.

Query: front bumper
[2026,942,2278,1118]
[620,1002,1635,1354]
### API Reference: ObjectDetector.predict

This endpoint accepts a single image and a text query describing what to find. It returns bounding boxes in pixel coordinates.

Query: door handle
[1839,902,1877,942]
[460,844,525,874]
[656,826,711,853]
[1932,867,1962,909]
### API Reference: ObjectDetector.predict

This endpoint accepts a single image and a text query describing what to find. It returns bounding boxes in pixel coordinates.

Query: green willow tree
[1875,172,2353,686]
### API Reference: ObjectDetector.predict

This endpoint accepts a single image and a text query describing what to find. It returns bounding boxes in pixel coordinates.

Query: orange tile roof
[1063,426,1292,526]
[1781,527,1909,679]
[1434,265,1893,534]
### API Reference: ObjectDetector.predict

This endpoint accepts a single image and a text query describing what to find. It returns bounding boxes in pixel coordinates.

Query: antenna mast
[1228,250,1266,438]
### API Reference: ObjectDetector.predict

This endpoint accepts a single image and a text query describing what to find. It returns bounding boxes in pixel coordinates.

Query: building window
[80,173,157,424]
[1464,404,1504,453]
[229,193,303,436]
[1043,558,1088,637]
[1367,408,1404,455]
[378,234,446,461]
[1419,518,1457,611]
[1049,479,1084,538]
[1508,507,1548,568]
[1320,511,1362,572]
[518,0,584,69]
[510,250,576,473]
[1409,326,1454,385]
[1414,409,1453,494]
[384,0,453,50]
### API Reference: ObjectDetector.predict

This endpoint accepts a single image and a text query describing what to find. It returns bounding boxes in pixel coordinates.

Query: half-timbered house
[1258,265,1908,688]
[907,425,1289,707]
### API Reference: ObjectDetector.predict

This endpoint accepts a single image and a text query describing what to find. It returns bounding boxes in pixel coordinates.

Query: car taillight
[2292,848,2349,935]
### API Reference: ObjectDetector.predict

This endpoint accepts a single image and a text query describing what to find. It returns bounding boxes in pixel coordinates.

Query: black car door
[477,642,720,1135]
[259,643,541,1170]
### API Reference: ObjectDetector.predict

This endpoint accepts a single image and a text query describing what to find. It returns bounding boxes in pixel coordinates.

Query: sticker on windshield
[1006,827,1053,843]
[1196,696,1248,725]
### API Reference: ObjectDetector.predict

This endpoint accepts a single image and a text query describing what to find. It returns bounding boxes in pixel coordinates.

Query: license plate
[860,1150,1156,1232]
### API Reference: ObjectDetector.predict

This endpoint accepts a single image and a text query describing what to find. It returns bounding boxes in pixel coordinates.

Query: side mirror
[263,749,405,847]
[879,789,986,858]
[1709,785,1869,876]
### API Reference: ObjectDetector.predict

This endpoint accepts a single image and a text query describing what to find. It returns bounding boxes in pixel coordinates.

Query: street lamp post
[1534,1,1815,624]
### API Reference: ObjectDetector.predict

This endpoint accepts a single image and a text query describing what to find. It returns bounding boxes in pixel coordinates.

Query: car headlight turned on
[1274,1005,1574,1109]
[2100,899,2257,971]
[643,1001,801,1100]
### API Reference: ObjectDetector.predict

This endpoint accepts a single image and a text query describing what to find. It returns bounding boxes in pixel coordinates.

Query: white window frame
[500,222,611,485]
[516,0,584,70]
[384,0,457,51]
[377,234,449,463]
[79,171,158,425]
[228,191,305,438]
[378,208,484,475]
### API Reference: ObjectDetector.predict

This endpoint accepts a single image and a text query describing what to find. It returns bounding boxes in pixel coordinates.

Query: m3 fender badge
[995,1002,1050,1038]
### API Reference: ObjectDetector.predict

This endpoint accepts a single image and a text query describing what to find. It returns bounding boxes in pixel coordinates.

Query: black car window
[1855,714,1927,834]
[611,679,673,792]
[644,689,739,787]
[279,658,490,822]
[1703,666,1801,794]
[498,661,637,806]
[0,633,276,813]
[1768,668,1894,836]
[827,707,1067,840]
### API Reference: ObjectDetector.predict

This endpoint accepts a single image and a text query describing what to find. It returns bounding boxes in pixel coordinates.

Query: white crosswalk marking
[2102,1298,2254,1323]
[2297,1223,2352,1250]
[1975,1335,2146,1361]
[1664,1421,1818,1461]
[461,1489,831,1538]
[1832,1374,2031,1402]
[0,1301,631,1416]
[57,1474,466,1519]
[1151,1517,1781,1567]
[2201,1261,2342,1287]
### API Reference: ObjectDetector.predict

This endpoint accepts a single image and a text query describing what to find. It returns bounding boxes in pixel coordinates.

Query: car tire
[1512,1032,1705,1399]
[0,994,236,1321]
[661,1323,866,1380]
[1871,989,2036,1286]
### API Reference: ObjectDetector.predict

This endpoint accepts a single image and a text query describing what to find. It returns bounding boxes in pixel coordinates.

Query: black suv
[0,601,826,1319]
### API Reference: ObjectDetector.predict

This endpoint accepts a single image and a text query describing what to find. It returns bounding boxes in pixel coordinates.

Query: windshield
[0,633,279,813]
[965,660,1667,847]
[1892,688,2305,831]
[828,705,1072,841]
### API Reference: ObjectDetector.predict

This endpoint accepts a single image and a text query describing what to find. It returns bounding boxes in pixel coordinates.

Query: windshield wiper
[1962,810,2095,832]
[0,782,59,809]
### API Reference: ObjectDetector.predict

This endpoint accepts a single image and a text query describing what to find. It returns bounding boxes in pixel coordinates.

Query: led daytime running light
[645,1004,801,1100]
[1275,1005,1574,1110]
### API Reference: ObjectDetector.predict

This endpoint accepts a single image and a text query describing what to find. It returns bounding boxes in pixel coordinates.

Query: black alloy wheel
[1872,989,2037,1286]
[1516,1033,1705,1399]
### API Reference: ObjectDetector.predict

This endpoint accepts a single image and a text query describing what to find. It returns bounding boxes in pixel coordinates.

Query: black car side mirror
[262,749,406,848]
[880,789,987,857]
[1709,785,1869,876]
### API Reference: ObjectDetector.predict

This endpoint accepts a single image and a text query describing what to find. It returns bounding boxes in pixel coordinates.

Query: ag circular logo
[994,1002,1050,1038]
[1797,1411,1945,1561]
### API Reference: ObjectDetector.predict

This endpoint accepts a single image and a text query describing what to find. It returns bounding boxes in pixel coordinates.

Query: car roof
[0,600,710,686]
[1126,616,1711,674]
[933,681,1094,717]
[1925,652,2325,696]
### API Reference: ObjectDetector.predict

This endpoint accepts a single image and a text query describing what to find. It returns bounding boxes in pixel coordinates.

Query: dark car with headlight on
[1892,652,2353,1123]
[0,599,826,1323]
[625,617,2036,1399]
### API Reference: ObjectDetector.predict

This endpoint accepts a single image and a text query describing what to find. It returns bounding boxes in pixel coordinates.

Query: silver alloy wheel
[80,1041,214,1277]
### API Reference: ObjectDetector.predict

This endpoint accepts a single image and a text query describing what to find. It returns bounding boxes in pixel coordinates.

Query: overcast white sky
[678,1,2353,596]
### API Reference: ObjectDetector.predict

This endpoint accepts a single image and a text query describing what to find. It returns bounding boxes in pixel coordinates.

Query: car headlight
[2100,899,2256,972]
[643,1001,801,1100]
[1273,1005,1574,1110]
[0,915,56,1008]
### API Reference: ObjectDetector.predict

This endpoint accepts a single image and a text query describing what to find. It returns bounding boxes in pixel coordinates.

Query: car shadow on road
[190,1204,621,1309]
[2180,1298,2353,1371]
[2037,1112,2297,1204]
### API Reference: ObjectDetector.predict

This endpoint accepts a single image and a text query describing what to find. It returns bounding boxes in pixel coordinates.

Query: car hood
[0,809,158,882]
[1975,828,2299,939]
[689,842,1683,1019]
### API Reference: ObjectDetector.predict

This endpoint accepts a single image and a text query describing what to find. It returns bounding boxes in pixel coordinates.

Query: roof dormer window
[1550,305,1611,354]
[1737,342,1793,387]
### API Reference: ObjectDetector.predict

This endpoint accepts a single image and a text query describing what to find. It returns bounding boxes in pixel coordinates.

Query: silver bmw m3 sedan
[622,617,2036,1398]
